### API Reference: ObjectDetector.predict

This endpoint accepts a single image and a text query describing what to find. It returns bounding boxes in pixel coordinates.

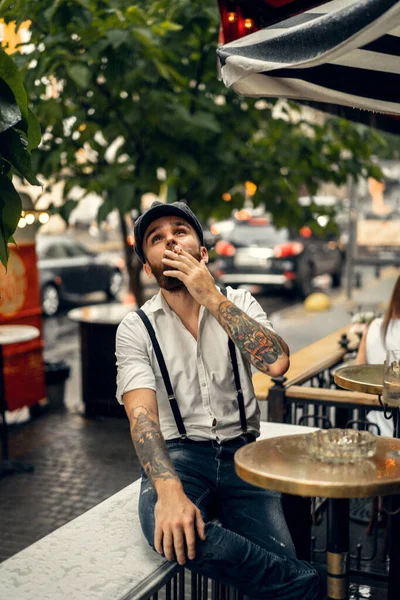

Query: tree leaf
[58,199,78,223]
[97,197,112,224]
[27,108,41,150]
[0,1,16,12]
[0,79,21,134]
[67,64,90,89]
[0,46,28,124]
[106,30,129,49]
[0,175,22,269]
[1,129,42,185]
[160,21,182,32]
[43,0,65,22]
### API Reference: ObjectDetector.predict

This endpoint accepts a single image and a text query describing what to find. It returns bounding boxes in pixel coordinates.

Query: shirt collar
[149,290,166,314]
[147,289,207,322]
[149,285,224,314]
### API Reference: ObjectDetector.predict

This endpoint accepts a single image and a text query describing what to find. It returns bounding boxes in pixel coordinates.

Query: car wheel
[331,269,343,288]
[107,270,123,300]
[297,263,315,299]
[42,284,60,317]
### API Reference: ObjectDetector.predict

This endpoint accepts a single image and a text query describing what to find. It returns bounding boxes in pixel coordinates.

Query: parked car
[36,236,124,316]
[210,217,344,298]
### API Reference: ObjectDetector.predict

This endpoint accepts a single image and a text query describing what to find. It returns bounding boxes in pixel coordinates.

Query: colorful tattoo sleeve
[216,301,287,374]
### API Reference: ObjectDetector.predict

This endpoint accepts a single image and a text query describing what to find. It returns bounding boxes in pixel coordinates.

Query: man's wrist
[154,477,184,498]
[204,288,226,314]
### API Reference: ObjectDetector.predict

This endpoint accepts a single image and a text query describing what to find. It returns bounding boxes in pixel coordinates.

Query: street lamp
[17,193,49,229]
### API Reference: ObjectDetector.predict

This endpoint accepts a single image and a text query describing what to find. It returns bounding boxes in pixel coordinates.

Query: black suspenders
[135,288,248,439]
[136,308,187,438]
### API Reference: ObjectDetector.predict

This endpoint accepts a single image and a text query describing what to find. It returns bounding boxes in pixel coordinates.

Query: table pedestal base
[327,499,349,600]
[0,459,34,479]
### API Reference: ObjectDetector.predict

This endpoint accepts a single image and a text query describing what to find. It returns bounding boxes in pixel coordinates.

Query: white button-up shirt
[115,286,274,442]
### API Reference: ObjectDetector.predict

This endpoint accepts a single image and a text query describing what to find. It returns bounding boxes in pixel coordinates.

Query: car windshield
[227,222,290,247]
[66,242,91,257]
[36,240,69,260]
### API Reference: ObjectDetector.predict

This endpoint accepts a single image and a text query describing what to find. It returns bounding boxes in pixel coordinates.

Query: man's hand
[162,246,220,307]
[162,244,289,376]
[123,394,206,564]
[154,487,206,565]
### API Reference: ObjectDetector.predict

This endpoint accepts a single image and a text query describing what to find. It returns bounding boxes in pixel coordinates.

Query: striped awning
[217,0,400,133]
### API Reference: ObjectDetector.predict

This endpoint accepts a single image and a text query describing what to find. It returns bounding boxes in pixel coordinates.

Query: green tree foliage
[0,44,41,268]
[1,0,386,298]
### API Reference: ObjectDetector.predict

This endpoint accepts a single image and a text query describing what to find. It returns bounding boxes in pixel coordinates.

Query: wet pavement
[1,412,139,563]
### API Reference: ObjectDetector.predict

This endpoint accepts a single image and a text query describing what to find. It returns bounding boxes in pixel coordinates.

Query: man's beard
[148,247,202,293]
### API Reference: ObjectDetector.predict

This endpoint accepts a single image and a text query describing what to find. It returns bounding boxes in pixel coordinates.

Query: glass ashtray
[306,429,377,463]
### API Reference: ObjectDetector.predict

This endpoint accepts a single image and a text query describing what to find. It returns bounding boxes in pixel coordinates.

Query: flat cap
[134,201,204,263]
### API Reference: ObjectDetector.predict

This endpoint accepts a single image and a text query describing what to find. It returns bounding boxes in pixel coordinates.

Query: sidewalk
[0,267,398,576]
[272,266,399,353]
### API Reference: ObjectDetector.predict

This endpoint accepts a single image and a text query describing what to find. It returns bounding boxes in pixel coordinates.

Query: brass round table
[334,363,399,439]
[235,434,400,600]
[334,364,384,397]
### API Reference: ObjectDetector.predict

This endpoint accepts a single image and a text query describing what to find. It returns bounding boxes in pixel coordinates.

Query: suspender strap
[136,309,187,438]
[220,288,248,434]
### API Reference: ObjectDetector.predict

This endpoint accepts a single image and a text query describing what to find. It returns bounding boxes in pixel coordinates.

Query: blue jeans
[139,435,326,600]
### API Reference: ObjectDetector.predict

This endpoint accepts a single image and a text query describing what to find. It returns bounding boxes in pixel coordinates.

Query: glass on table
[383,350,400,407]
[306,428,377,463]
[383,350,400,458]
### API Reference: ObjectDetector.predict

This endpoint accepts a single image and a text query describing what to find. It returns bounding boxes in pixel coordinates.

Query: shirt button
[212,418,217,426]
[202,383,206,388]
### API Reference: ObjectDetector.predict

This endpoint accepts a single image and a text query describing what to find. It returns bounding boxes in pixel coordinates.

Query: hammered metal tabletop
[235,434,400,499]
[334,364,384,396]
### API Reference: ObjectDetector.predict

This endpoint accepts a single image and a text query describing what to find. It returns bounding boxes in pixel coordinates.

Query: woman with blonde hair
[355,274,400,437]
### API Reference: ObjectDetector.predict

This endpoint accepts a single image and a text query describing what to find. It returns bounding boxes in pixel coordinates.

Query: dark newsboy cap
[134,201,204,263]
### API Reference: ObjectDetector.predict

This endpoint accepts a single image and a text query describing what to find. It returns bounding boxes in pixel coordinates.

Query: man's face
[142,215,207,292]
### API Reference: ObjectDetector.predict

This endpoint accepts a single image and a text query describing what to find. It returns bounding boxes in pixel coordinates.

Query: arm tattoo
[216,301,287,373]
[130,406,179,485]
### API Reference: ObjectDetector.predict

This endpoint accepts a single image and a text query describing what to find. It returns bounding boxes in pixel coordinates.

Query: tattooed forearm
[130,406,179,485]
[216,301,288,374]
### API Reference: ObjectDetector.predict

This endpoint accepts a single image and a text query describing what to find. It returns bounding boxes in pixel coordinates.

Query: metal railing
[138,568,246,600]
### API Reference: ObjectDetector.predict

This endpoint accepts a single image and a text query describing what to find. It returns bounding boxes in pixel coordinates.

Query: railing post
[267,376,288,423]
[338,334,350,352]
[336,333,353,428]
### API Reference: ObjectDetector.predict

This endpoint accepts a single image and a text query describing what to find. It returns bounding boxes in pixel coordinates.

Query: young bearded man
[116,201,327,599]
